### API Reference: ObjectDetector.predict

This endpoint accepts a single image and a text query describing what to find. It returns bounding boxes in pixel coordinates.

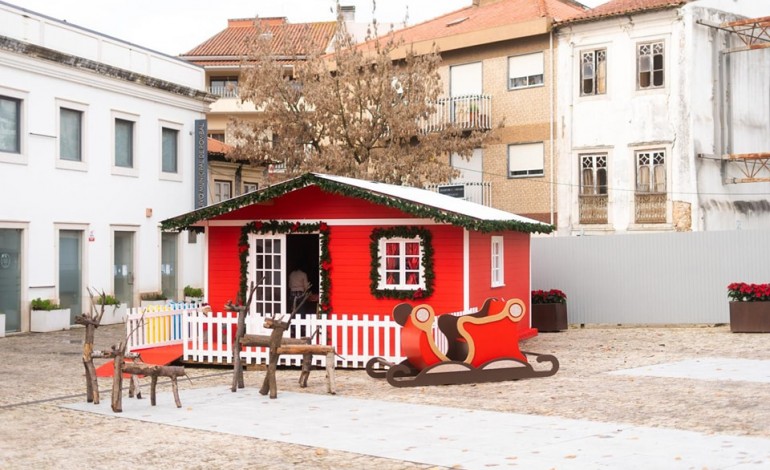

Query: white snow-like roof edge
[161,172,554,233]
[315,173,549,226]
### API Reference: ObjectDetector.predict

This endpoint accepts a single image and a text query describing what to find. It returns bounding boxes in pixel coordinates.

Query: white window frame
[637,40,665,90]
[580,48,607,97]
[56,99,88,171]
[160,120,183,181]
[580,153,608,196]
[214,180,232,203]
[507,142,544,178]
[635,149,667,194]
[377,237,425,291]
[0,87,28,165]
[111,110,139,177]
[491,236,504,288]
[508,52,544,90]
[243,182,259,193]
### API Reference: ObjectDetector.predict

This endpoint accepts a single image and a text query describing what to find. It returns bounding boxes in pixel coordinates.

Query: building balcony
[578,194,608,224]
[635,193,667,224]
[208,85,239,98]
[421,95,493,133]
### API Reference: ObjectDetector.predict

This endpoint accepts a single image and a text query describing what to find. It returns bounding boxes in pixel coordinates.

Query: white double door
[248,234,286,317]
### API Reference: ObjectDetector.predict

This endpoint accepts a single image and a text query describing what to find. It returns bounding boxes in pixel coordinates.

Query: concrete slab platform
[64,386,770,469]
[608,358,770,383]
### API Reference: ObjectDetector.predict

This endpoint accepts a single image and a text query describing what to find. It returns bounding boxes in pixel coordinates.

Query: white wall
[0,3,208,330]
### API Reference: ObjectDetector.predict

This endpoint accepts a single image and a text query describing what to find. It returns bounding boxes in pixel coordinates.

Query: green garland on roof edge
[238,220,332,315]
[161,173,554,235]
[369,226,435,301]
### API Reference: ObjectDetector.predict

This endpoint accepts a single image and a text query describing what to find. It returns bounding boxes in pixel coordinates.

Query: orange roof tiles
[208,137,233,155]
[182,18,337,61]
[361,0,586,47]
[558,0,691,25]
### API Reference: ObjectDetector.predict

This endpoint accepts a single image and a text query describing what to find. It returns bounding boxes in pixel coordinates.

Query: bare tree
[230,10,496,186]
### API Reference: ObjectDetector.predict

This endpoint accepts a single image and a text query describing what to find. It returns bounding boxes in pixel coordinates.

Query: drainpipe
[549,28,555,229]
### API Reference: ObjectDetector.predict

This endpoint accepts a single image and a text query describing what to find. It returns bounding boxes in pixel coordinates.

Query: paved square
[64,386,770,469]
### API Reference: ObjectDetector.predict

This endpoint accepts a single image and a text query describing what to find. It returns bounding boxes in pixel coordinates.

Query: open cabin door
[248,234,286,317]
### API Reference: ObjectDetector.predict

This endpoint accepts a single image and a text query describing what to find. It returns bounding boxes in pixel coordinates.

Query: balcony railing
[635,193,667,224]
[425,181,492,206]
[578,194,608,224]
[422,95,493,133]
[208,85,239,98]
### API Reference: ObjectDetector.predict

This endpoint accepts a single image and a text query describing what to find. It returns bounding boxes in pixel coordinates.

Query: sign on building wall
[194,119,208,209]
[438,184,465,199]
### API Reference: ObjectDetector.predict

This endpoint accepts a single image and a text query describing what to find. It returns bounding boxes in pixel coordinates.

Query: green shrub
[97,294,120,306]
[183,286,203,298]
[140,292,167,301]
[30,298,60,311]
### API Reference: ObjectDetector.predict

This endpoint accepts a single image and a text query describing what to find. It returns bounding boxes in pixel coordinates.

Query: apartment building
[356,0,584,223]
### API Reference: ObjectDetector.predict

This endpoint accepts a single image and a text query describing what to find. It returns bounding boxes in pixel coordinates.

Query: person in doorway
[288,265,310,314]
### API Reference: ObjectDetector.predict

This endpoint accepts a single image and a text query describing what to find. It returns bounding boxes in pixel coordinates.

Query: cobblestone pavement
[1,324,768,469]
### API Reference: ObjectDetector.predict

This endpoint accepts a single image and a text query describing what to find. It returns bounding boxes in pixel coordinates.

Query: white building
[555,0,770,235]
[0,1,214,332]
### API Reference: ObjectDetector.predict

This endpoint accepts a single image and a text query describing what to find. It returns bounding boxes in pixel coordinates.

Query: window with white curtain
[508,52,544,89]
[581,48,607,96]
[636,150,666,193]
[508,142,544,178]
[580,154,608,195]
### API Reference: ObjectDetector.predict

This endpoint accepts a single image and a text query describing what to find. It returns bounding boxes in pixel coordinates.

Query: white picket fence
[125,305,477,369]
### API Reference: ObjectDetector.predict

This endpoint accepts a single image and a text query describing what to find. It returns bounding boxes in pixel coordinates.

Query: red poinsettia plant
[531,289,567,304]
[727,282,770,302]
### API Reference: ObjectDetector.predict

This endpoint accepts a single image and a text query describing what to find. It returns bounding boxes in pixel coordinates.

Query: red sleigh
[366,298,559,387]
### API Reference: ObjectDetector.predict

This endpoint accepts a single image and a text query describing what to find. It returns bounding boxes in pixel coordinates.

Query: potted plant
[530,289,568,332]
[727,282,770,333]
[30,298,71,332]
[95,294,127,325]
[140,291,167,308]
[183,285,204,303]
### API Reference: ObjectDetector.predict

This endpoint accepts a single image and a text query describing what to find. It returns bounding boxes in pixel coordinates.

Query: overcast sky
[11,0,610,56]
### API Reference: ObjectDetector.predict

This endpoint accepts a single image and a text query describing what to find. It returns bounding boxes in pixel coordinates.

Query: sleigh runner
[366,298,559,387]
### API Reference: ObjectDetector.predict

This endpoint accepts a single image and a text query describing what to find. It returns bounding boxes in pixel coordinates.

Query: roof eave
[161,174,554,234]
[555,3,687,27]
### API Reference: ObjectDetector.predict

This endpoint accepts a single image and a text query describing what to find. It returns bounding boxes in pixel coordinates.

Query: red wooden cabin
[161,173,553,339]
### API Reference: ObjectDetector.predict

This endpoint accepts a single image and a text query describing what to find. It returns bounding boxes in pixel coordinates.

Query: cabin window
[378,237,424,290]
[370,226,435,300]
[491,236,504,287]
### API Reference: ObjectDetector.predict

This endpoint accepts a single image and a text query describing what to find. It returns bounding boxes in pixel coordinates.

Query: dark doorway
[286,234,320,315]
